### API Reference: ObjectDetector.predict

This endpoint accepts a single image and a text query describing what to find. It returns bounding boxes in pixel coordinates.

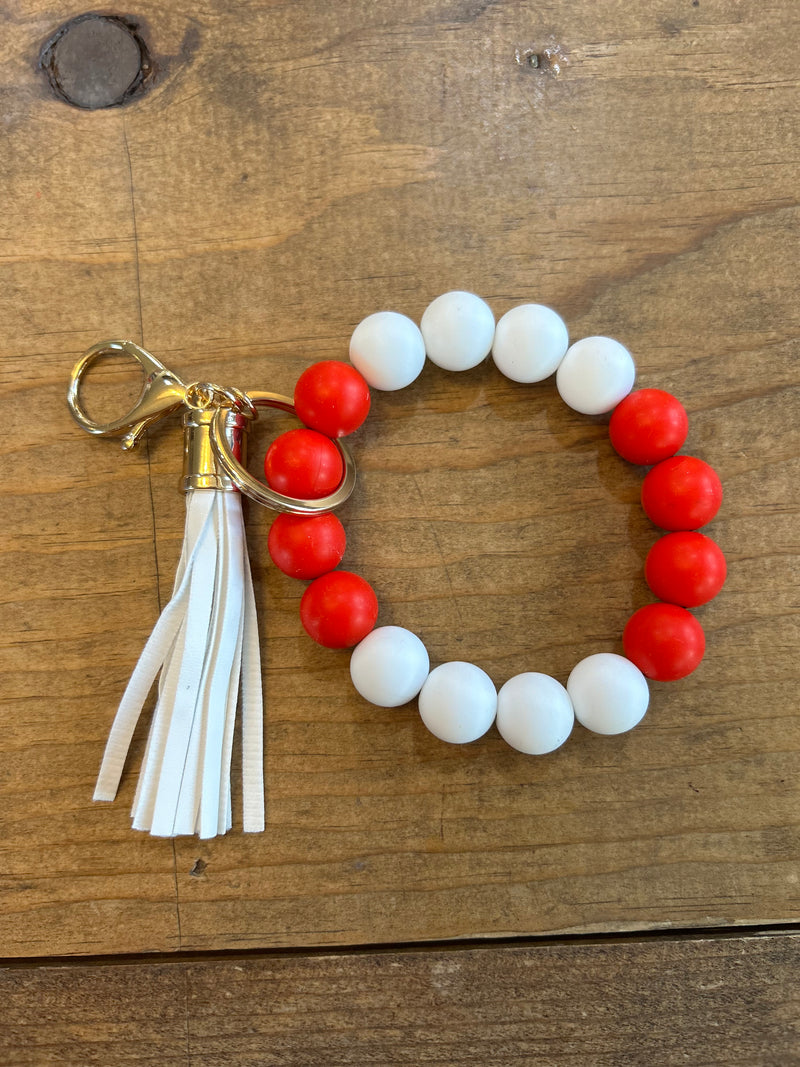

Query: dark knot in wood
[39,13,152,110]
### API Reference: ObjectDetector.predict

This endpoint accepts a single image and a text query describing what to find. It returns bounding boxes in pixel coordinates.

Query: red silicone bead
[294,360,371,438]
[264,428,344,500]
[300,570,379,649]
[645,531,727,607]
[623,603,705,681]
[609,388,689,465]
[268,512,346,580]
[641,456,722,531]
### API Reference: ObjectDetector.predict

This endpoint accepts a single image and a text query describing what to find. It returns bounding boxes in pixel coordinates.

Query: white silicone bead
[350,626,430,708]
[567,653,649,735]
[420,291,495,372]
[556,336,636,414]
[418,661,497,744]
[496,672,574,755]
[349,311,426,391]
[492,304,569,383]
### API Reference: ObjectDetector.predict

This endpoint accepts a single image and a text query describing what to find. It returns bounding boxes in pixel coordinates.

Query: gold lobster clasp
[67,339,188,450]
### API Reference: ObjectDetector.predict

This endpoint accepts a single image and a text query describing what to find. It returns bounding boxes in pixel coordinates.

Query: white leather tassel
[93,395,265,837]
[94,489,264,836]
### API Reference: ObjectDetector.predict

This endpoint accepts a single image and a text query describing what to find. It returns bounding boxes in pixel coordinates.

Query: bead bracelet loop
[263,292,725,757]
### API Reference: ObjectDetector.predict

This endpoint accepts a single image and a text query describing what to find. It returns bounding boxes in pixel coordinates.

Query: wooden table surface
[1,0,799,1062]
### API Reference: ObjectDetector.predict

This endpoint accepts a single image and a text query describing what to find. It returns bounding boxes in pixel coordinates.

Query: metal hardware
[182,406,251,492]
[184,381,257,421]
[67,339,188,450]
[68,341,357,513]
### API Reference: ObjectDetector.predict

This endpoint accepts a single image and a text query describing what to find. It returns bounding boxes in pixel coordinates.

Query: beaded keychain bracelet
[266,291,725,756]
[70,292,725,836]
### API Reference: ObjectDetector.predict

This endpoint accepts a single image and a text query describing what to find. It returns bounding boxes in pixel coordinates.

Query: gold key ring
[210,392,357,515]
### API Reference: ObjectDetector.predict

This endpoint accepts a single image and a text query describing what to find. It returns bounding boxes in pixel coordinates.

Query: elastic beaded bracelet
[265,291,725,756]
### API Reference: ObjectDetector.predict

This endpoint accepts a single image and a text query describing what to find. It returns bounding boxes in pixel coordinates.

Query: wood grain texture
[0,0,798,958]
[2,934,800,1065]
